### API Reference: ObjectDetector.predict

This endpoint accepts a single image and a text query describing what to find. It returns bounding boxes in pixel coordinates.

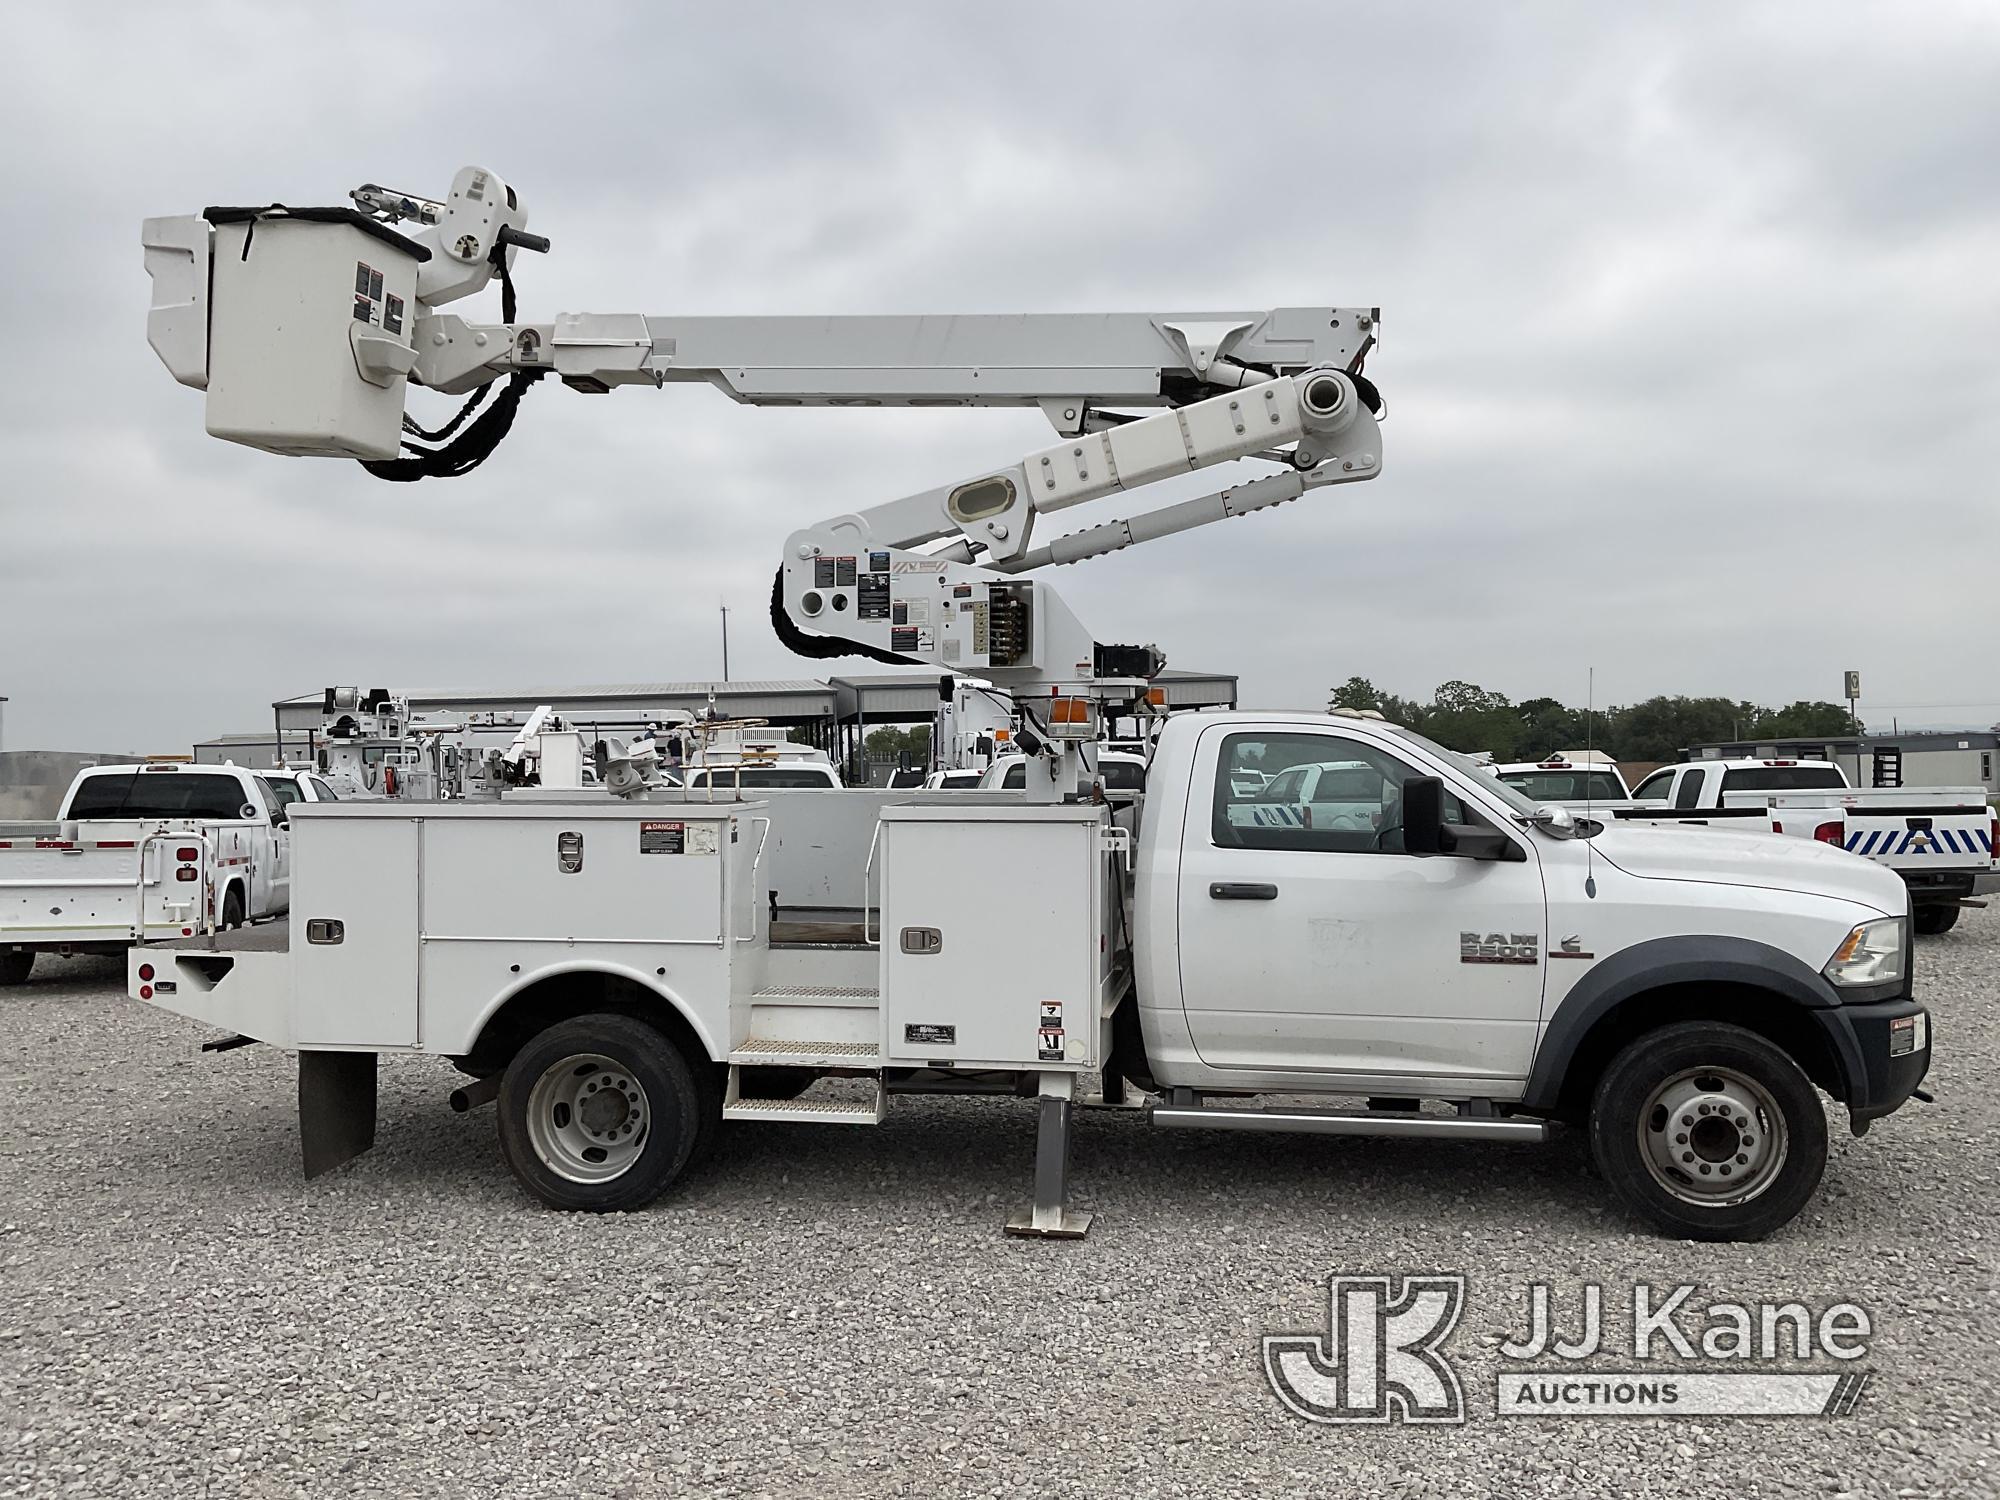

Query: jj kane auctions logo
[1265,1275,1874,1424]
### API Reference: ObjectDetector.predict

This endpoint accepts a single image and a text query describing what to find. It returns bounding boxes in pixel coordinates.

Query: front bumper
[1813,996,1933,1132]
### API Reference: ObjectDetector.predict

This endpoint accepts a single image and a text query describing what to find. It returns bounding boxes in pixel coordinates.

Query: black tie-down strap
[768,568,916,666]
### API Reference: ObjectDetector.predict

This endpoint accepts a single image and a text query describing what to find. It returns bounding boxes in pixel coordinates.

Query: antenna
[1584,666,1598,899]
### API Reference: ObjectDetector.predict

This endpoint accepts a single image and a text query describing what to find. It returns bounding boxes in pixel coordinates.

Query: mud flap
[299,1051,377,1178]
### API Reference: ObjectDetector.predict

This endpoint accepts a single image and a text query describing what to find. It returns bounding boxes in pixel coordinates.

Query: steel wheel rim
[525,1052,651,1184]
[1638,1064,1789,1208]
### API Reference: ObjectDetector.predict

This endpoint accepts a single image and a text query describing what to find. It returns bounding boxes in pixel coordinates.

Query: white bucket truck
[131,167,1934,1241]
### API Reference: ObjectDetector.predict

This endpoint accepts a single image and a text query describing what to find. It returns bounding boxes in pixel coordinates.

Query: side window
[253,778,286,819]
[1673,769,1706,809]
[1002,763,1026,789]
[310,778,337,802]
[1631,769,1675,801]
[1211,731,1460,854]
[267,779,304,807]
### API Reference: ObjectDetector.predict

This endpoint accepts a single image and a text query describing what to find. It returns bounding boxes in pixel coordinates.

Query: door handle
[1209,882,1278,901]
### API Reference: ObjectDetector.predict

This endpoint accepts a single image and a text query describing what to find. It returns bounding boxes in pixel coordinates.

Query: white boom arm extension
[142,166,1386,776]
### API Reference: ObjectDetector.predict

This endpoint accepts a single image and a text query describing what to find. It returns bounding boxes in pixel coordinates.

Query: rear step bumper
[1150,1106,1548,1142]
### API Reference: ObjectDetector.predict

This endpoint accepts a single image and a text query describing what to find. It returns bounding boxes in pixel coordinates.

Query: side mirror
[1403,776,1525,862]
[1402,776,1445,855]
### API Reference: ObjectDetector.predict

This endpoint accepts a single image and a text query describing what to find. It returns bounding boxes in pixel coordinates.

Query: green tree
[1329,676,1384,713]
[1515,696,1589,759]
[1603,696,1751,762]
[1421,680,1525,758]
[864,725,931,763]
[1751,700,1857,739]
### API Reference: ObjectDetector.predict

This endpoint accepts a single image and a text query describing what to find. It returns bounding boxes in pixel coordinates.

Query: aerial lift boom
[144,165,1385,794]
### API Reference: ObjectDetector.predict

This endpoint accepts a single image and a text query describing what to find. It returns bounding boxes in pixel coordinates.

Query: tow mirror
[1402,776,1445,855]
[1403,776,1524,862]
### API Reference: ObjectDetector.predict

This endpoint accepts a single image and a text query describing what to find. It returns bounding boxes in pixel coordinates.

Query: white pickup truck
[132,711,1930,1243]
[1616,759,1993,935]
[1491,756,1631,807]
[2,763,292,985]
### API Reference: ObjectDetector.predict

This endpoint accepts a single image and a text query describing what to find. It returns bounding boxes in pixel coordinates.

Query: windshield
[1379,725,1550,821]
[1498,770,1626,802]
[688,767,836,788]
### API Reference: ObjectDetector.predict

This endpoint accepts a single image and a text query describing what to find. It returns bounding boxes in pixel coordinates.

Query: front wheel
[1913,903,1960,936]
[497,1014,705,1212]
[1589,1021,1827,1242]
[220,888,246,931]
[0,950,33,987]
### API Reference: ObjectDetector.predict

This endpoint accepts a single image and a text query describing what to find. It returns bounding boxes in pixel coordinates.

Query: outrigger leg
[1005,1071,1093,1239]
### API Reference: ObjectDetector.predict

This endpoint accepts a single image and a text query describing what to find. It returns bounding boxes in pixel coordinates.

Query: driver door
[1175,724,1548,1087]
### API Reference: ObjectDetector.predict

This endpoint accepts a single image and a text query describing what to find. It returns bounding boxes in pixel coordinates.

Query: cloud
[1,2,1995,750]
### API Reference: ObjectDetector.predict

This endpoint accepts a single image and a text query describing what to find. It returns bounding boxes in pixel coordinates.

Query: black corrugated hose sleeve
[360,252,538,481]
[767,568,915,665]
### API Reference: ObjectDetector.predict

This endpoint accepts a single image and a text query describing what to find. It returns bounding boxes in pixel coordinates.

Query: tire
[736,1066,816,1102]
[0,950,33,987]
[221,888,246,931]
[1589,1021,1828,1242]
[497,1014,703,1212]
[1913,903,1960,936]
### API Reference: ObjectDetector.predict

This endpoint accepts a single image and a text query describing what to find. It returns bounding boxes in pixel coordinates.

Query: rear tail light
[1813,821,1844,845]
[137,963,155,981]
[139,985,153,1000]
[175,867,199,883]
[175,847,199,862]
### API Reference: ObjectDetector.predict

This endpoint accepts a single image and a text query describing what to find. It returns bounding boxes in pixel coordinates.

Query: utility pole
[720,604,731,682]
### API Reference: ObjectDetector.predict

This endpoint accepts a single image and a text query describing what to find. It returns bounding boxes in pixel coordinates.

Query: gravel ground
[2,913,1996,1499]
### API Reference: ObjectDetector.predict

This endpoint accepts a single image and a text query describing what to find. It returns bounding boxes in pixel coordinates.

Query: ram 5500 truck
[2,763,291,985]
[131,710,1929,1243]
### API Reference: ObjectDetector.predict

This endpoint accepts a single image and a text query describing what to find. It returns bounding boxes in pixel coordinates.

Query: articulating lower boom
[142,165,1385,790]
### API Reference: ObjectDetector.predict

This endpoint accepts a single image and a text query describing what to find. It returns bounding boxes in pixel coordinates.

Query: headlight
[1824,917,1906,988]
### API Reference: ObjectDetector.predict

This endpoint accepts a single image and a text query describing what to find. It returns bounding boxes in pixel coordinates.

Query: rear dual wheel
[1590,1021,1827,1242]
[0,951,33,987]
[497,1014,714,1212]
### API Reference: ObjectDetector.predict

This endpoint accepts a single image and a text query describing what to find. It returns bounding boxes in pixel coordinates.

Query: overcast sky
[2,3,1995,752]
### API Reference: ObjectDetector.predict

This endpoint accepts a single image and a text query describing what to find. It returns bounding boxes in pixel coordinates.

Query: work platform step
[729,1037,880,1067]
[750,985,880,1008]
[722,1091,885,1126]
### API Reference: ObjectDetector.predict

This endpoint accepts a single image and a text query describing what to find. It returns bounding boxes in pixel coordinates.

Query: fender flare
[1520,934,1863,1113]
[458,957,723,1065]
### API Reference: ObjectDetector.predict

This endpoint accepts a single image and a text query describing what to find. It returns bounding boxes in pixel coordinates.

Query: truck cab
[1490,755,1632,808]
[1628,757,1847,808]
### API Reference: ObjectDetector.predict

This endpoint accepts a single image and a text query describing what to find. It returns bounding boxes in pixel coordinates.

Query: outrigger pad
[299,1051,378,1178]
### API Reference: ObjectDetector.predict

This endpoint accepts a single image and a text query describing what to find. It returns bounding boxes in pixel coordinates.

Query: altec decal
[1461,932,1539,965]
